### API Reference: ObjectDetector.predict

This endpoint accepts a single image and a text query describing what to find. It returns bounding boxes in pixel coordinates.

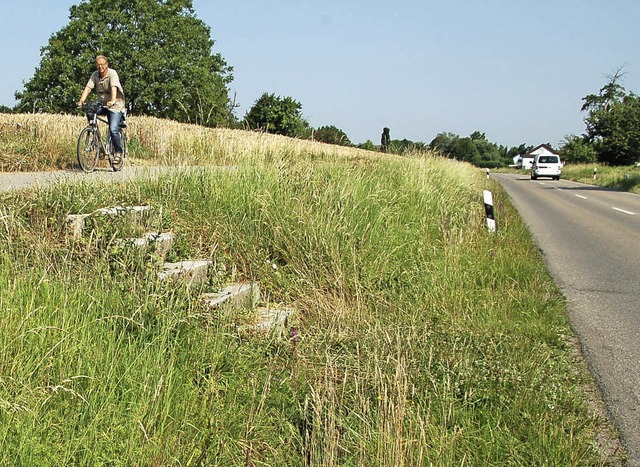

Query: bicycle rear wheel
[77,126,99,173]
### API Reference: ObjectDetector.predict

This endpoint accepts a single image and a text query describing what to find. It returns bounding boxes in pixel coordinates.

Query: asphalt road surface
[493,173,640,465]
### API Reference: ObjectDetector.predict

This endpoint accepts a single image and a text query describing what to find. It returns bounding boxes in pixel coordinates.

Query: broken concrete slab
[159,260,211,287]
[243,306,294,338]
[65,205,153,239]
[200,282,261,310]
[120,232,175,259]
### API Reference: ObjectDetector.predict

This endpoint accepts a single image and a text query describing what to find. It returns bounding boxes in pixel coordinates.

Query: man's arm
[78,86,91,107]
[106,86,117,108]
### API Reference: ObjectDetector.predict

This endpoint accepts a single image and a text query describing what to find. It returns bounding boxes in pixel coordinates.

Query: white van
[531,154,562,180]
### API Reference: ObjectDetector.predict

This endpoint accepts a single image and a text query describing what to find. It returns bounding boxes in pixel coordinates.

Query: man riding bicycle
[77,55,126,164]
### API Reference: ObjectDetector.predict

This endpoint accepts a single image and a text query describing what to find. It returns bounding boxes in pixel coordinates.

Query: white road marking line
[612,207,636,215]
[575,194,587,199]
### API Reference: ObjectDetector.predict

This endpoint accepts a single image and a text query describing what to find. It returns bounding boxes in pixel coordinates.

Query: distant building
[513,144,559,169]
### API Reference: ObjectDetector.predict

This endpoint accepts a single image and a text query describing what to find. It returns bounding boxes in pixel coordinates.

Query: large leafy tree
[15,0,232,126]
[244,93,310,138]
[581,70,640,165]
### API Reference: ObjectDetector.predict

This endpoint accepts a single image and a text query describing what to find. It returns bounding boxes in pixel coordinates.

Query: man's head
[95,55,109,78]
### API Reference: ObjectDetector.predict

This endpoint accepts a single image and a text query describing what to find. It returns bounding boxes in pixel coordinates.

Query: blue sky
[1,0,639,147]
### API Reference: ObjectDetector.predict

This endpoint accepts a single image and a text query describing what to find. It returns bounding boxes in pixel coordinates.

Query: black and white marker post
[483,190,496,232]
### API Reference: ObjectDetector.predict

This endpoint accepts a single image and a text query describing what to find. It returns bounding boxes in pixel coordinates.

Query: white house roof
[526,143,559,157]
[513,144,558,166]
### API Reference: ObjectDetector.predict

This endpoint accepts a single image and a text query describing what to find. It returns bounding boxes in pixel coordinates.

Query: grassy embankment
[0,113,622,465]
[561,163,640,194]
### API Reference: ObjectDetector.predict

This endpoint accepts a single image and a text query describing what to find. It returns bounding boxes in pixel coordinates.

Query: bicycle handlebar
[81,102,105,114]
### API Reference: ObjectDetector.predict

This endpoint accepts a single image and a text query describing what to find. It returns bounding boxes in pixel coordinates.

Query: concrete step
[66,205,152,239]
[242,306,293,338]
[120,231,175,259]
[65,214,91,238]
[159,260,211,287]
[200,282,261,310]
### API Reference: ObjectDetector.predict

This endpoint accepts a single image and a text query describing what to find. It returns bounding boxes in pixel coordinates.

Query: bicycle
[77,102,128,172]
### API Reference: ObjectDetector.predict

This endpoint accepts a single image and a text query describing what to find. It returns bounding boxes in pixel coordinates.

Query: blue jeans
[96,107,123,154]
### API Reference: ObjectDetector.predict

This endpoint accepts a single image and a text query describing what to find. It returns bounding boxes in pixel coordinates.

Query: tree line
[2,0,639,167]
[567,68,640,166]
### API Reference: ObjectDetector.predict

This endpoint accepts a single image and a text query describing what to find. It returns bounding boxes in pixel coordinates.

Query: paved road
[493,173,640,465]
[0,166,174,193]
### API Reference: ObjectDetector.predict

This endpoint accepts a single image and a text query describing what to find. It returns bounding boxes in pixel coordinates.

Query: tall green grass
[0,119,622,464]
[561,163,640,194]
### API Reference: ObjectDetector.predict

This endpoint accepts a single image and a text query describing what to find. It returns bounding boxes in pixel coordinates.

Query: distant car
[531,154,562,180]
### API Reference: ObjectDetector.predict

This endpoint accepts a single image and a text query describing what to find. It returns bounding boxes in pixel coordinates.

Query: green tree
[506,143,532,162]
[450,137,480,162]
[559,135,597,164]
[244,93,310,138]
[430,131,526,167]
[357,140,377,151]
[581,70,640,165]
[469,130,485,141]
[15,0,232,126]
[388,139,427,155]
[468,131,503,167]
[501,143,532,167]
[314,125,352,146]
[429,132,459,157]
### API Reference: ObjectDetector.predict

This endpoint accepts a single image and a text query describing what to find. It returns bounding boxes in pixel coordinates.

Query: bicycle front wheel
[77,126,99,173]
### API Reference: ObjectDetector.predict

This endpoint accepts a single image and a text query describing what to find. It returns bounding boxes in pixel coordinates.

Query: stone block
[244,306,294,338]
[65,214,91,239]
[121,232,174,259]
[200,282,261,310]
[159,260,210,287]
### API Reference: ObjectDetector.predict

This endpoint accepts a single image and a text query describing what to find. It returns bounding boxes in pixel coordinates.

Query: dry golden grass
[0,112,391,171]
